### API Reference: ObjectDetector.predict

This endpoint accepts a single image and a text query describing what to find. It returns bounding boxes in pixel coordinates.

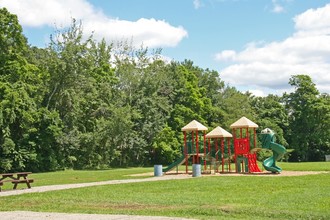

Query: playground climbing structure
[162,117,287,175]
[162,120,209,174]
[205,126,233,173]
[230,117,261,173]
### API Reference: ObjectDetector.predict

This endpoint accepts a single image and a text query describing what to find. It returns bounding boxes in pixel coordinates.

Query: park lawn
[1,161,328,190]
[0,163,329,219]
[29,167,154,186]
[277,162,330,171]
[0,167,153,191]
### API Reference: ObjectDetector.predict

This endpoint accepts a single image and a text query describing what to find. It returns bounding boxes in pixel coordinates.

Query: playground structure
[230,117,261,173]
[161,120,207,173]
[162,117,287,175]
[205,126,233,173]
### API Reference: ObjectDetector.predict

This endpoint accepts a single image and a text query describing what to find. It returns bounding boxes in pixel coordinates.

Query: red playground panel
[234,138,250,155]
[246,153,261,172]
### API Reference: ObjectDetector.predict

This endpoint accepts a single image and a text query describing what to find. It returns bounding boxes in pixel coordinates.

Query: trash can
[326,155,330,162]
[192,164,201,177]
[154,165,163,176]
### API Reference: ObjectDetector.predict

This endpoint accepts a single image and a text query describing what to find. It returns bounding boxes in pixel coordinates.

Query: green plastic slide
[260,128,287,173]
[162,155,187,173]
[263,142,286,173]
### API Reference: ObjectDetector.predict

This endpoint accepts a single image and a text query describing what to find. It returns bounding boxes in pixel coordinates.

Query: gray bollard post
[192,164,201,177]
[154,165,163,176]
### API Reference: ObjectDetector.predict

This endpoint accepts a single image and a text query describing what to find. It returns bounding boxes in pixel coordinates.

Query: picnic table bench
[0,172,34,192]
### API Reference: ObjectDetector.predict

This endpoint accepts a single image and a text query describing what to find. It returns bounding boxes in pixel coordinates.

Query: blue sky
[1,0,330,96]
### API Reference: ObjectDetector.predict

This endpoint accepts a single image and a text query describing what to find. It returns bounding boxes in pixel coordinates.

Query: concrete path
[0,211,195,220]
[0,174,191,197]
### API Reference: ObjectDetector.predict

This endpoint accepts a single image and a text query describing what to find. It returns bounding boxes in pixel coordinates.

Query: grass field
[277,161,330,171]
[0,162,329,219]
[0,167,153,191]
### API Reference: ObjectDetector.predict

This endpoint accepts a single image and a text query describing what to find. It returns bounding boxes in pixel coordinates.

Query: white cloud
[85,18,187,48]
[272,4,284,13]
[271,0,284,13]
[294,4,330,37]
[0,0,188,48]
[215,3,330,95]
[214,50,236,61]
[0,0,99,27]
[248,89,267,97]
[193,0,203,9]
[268,0,294,14]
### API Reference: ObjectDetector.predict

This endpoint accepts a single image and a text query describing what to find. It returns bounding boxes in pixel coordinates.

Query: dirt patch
[218,170,329,177]
[268,170,329,176]
[129,172,154,177]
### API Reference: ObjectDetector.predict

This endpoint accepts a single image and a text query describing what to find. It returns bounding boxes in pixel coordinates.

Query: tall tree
[0,8,62,172]
[0,8,27,65]
[284,75,330,161]
[252,94,288,147]
[218,86,256,130]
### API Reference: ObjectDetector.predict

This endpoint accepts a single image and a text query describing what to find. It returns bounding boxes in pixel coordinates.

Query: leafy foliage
[0,9,329,172]
[284,75,330,161]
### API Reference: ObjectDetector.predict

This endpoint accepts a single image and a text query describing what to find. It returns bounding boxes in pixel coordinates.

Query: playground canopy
[230,116,258,128]
[181,120,208,131]
[205,126,232,138]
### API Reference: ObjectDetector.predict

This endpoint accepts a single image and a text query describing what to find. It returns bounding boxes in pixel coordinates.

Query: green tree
[284,75,330,161]
[0,8,27,65]
[167,61,213,131]
[0,8,62,172]
[252,94,288,147]
[152,125,180,165]
[218,86,255,130]
[113,43,176,165]
[196,67,226,127]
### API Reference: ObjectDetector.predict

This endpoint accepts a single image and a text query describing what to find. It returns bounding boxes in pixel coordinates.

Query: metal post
[196,130,199,164]
[221,138,224,173]
[184,131,188,174]
[203,131,206,171]
[227,137,231,172]
[233,128,237,173]
[192,131,194,164]
[246,127,250,152]
[208,138,211,171]
[254,128,257,148]
[215,138,218,172]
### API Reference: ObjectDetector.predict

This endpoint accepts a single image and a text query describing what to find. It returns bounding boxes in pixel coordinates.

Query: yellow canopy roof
[181,120,208,131]
[230,116,258,128]
[206,126,233,138]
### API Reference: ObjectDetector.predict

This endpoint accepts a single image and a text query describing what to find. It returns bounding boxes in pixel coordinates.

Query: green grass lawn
[277,161,330,171]
[0,162,329,219]
[0,167,153,190]
[30,167,154,186]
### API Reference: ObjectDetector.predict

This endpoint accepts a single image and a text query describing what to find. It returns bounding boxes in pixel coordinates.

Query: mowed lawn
[0,162,329,220]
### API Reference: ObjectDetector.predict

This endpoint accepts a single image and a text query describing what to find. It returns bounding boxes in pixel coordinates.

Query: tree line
[0,8,329,172]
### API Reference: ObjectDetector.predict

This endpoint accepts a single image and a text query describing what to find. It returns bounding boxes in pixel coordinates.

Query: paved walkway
[0,211,195,220]
[0,174,191,197]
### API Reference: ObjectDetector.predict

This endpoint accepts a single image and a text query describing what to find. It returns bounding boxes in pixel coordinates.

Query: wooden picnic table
[0,172,34,191]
